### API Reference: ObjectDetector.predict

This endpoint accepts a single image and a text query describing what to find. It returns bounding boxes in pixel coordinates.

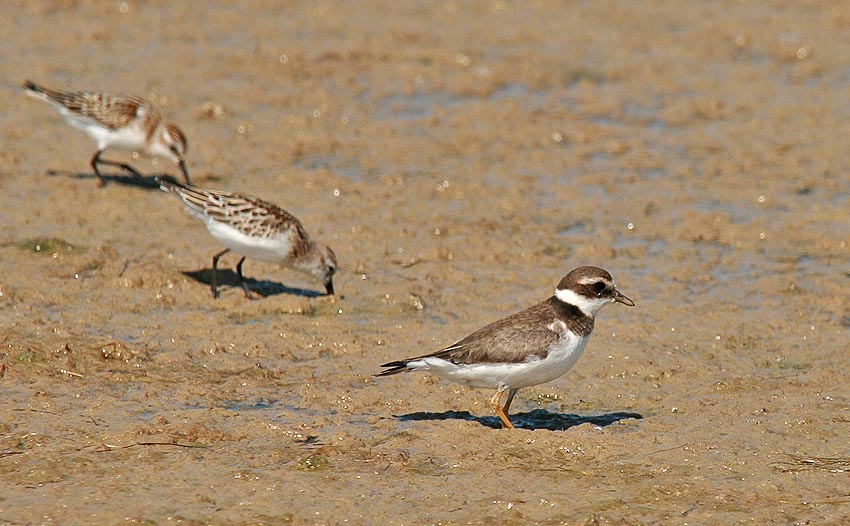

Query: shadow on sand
[47,169,174,190]
[394,408,643,431]
[182,269,325,298]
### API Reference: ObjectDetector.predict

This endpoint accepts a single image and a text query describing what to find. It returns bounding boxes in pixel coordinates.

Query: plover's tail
[374,360,410,377]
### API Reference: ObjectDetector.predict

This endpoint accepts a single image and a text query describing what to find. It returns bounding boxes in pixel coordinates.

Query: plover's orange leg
[490,385,516,429]
[502,388,519,416]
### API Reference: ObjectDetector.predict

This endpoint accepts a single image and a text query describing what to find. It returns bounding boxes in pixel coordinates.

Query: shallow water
[1,1,849,524]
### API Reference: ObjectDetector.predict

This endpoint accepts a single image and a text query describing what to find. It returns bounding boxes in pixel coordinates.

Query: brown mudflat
[1,2,848,524]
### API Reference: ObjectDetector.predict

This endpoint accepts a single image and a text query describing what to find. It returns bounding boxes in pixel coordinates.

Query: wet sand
[1,2,849,524]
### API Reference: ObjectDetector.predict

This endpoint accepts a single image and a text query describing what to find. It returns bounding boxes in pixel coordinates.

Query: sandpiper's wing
[24,80,160,131]
[158,178,307,240]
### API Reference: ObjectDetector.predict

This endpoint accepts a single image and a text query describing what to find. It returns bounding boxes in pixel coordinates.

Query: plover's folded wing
[376,301,564,376]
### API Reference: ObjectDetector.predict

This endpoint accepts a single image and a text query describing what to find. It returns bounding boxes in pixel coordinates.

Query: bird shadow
[46,169,169,190]
[182,269,325,298]
[394,409,643,431]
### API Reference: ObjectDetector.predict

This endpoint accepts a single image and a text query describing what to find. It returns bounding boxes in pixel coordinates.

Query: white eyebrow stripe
[577,276,611,285]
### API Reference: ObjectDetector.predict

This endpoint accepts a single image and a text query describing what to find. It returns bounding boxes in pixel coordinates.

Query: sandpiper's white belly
[409,331,591,390]
[59,107,147,151]
[102,125,149,151]
[205,220,286,264]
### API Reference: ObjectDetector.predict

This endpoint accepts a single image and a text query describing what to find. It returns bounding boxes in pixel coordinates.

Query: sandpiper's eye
[593,282,607,295]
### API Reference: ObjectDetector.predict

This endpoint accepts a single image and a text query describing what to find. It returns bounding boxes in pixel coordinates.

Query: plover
[157,177,337,298]
[376,266,634,429]
[23,80,190,186]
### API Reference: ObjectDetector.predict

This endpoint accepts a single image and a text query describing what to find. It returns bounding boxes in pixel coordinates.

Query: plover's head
[312,245,338,296]
[554,266,634,317]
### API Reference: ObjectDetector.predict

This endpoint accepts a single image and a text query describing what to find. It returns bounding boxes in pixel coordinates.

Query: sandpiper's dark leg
[490,385,516,429]
[235,256,253,299]
[91,150,143,184]
[178,159,192,185]
[90,150,107,186]
[211,248,230,299]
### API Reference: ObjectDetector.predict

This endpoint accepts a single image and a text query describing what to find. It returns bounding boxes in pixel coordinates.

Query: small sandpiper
[157,177,337,298]
[23,80,190,185]
[376,266,634,429]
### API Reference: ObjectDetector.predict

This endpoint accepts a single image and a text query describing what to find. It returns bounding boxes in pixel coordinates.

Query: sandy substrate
[1,2,849,524]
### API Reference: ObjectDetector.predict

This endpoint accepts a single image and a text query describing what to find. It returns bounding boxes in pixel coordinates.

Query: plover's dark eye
[593,282,607,295]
